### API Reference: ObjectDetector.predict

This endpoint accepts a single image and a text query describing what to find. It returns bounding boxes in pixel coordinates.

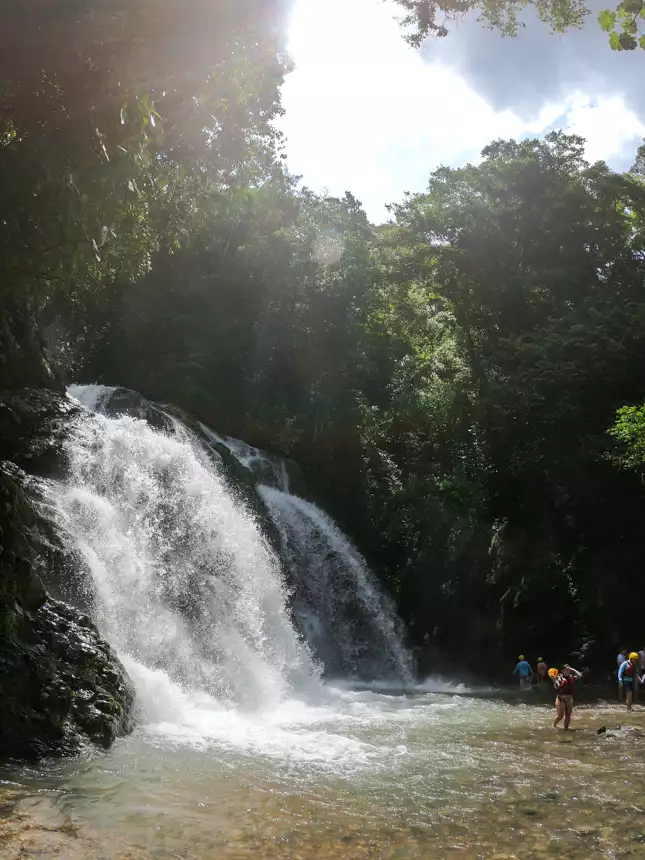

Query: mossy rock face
[0,391,135,761]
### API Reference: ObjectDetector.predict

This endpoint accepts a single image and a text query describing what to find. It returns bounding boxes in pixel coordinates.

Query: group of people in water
[512,649,645,731]
[513,656,582,730]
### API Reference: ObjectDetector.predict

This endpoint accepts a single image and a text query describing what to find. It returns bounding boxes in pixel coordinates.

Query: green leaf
[640,34,645,48]
[619,32,638,49]
[598,9,617,30]
[609,29,622,48]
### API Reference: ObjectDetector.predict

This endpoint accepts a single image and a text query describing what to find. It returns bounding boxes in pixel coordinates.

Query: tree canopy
[0,0,289,306]
[392,0,645,50]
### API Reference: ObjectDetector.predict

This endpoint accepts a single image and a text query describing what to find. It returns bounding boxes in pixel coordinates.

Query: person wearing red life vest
[618,652,644,711]
[550,664,583,731]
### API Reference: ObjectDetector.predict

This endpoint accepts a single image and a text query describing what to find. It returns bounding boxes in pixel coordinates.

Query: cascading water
[42,380,412,752]
[259,487,413,681]
[200,425,292,492]
[200,425,413,682]
[49,385,319,714]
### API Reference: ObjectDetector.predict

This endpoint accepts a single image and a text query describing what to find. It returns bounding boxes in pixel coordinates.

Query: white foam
[67,383,114,411]
[122,658,381,768]
[416,675,473,694]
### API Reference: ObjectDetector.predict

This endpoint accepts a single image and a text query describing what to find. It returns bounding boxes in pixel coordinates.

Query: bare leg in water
[626,685,634,711]
[564,698,573,730]
[553,697,565,729]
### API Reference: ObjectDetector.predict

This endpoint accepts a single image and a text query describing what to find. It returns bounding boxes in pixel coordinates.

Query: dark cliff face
[0,301,62,392]
[0,315,135,760]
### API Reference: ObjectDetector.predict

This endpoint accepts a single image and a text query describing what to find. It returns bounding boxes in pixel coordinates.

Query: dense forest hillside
[3,0,645,686]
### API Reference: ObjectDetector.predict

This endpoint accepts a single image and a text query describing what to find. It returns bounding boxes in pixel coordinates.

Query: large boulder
[0,387,78,473]
[0,595,134,759]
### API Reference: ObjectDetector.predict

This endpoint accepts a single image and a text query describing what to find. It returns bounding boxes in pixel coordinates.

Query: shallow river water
[2,681,645,860]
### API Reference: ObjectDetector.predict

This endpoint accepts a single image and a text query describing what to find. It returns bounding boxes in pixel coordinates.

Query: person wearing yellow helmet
[513,655,534,690]
[536,657,548,685]
[552,664,583,730]
[618,652,643,711]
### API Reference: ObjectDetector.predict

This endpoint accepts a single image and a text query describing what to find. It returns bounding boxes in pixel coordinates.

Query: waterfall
[201,426,413,682]
[50,386,319,712]
[44,384,411,725]
[200,425,292,492]
[260,488,413,681]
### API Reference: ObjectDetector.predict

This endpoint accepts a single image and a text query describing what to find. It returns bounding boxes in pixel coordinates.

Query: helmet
[538,657,543,662]
[548,668,559,678]
[518,655,525,661]
[630,652,639,660]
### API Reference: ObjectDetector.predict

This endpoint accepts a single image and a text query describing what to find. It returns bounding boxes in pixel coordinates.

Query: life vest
[559,675,575,695]
[623,661,636,679]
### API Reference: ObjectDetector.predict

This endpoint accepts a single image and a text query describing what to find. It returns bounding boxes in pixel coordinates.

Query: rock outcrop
[0,385,135,760]
[0,301,61,392]
[0,590,134,758]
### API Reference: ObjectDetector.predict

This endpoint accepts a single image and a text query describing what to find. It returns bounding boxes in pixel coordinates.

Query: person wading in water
[536,658,548,685]
[513,655,534,690]
[618,652,643,711]
[550,664,583,731]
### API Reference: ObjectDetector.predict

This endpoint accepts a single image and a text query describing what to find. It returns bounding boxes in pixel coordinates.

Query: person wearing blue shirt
[513,655,534,690]
[618,652,643,711]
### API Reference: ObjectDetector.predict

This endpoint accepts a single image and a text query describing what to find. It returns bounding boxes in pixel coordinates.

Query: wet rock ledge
[0,388,134,760]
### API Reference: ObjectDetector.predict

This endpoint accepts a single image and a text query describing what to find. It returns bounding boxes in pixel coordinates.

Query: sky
[278,0,645,222]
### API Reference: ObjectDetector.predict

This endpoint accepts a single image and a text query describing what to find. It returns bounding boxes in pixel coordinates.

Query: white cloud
[562,94,645,164]
[278,0,645,221]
